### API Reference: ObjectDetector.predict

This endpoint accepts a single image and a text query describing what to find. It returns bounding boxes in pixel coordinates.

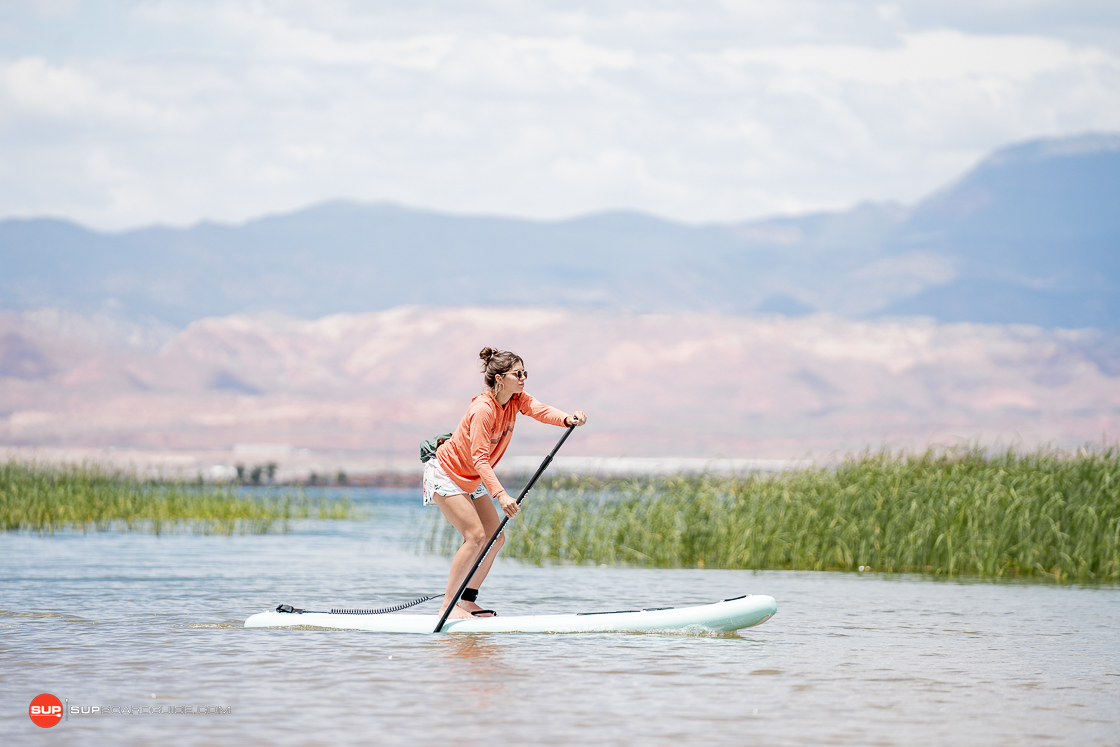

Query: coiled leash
[275,594,443,616]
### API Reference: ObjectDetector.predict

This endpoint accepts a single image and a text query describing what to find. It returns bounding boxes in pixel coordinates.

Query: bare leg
[458,493,505,613]
[433,493,505,619]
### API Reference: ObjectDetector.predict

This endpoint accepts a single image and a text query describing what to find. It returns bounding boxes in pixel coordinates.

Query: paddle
[433,423,577,633]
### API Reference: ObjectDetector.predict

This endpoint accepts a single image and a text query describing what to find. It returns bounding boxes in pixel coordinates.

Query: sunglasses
[504,369,529,380]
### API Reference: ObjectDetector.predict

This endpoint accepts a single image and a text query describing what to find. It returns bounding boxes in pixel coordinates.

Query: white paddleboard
[244,594,776,634]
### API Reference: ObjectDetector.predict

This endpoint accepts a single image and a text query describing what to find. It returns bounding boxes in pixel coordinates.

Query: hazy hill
[2,133,1117,328]
[3,306,1117,460]
[881,135,1120,326]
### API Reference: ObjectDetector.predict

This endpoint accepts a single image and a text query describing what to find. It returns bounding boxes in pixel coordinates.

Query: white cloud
[716,30,1117,85]
[0,57,170,124]
[216,6,458,69]
[0,2,1117,229]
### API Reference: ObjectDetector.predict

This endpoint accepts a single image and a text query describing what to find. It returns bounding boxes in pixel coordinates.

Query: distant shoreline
[0,448,809,488]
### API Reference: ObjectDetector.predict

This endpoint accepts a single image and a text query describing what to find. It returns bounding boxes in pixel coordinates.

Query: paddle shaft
[433,423,576,632]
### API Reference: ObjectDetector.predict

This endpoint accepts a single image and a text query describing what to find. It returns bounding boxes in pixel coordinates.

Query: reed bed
[429,447,1120,583]
[1,462,351,534]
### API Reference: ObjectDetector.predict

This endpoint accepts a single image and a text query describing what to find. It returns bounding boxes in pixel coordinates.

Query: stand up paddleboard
[243,594,776,635]
[247,430,777,635]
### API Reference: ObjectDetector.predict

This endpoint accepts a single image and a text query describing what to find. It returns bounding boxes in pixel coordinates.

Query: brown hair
[479,347,523,389]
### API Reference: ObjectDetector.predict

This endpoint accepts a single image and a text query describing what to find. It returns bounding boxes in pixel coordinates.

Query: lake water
[2,488,1118,745]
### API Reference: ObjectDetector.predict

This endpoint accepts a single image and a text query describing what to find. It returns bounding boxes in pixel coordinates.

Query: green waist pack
[420,433,453,463]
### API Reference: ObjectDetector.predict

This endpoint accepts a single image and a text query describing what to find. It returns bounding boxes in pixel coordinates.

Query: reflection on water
[431,635,512,710]
[434,633,507,667]
[1,488,1118,746]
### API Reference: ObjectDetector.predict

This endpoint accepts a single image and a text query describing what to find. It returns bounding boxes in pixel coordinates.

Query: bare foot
[441,604,472,620]
[454,600,495,618]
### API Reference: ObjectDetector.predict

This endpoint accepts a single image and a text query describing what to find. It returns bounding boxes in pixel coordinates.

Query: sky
[0,0,1118,230]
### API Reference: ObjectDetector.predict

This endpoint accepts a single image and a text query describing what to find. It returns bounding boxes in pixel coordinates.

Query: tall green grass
[430,447,1120,583]
[1,462,351,534]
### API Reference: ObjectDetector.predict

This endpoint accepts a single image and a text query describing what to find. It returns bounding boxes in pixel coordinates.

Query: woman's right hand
[498,490,520,518]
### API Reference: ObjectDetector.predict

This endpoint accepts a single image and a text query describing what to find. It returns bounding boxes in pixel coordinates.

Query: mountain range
[2,133,1118,329]
[3,307,1117,467]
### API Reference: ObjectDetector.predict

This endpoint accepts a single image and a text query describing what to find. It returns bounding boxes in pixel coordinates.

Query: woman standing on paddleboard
[425,347,586,620]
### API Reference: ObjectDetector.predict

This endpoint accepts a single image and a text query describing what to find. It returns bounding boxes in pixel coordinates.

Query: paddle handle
[433,424,576,632]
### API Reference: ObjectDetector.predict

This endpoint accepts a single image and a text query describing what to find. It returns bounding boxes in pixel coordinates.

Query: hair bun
[478,347,523,387]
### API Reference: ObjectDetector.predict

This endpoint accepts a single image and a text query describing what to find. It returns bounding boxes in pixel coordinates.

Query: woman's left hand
[498,490,520,518]
[566,411,587,426]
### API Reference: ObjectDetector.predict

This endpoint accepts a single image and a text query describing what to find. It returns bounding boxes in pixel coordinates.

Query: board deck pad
[244,594,777,634]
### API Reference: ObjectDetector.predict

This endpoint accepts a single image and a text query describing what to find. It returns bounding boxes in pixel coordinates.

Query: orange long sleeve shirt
[436,390,569,498]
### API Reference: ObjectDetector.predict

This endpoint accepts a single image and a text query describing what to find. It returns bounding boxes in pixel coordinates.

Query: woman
[425,346,587,620]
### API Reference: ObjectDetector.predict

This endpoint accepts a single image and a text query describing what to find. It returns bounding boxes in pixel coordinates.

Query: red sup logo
[29,693,63,728]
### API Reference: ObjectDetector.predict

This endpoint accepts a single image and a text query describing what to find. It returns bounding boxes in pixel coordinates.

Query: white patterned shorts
[423,458,489,506]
